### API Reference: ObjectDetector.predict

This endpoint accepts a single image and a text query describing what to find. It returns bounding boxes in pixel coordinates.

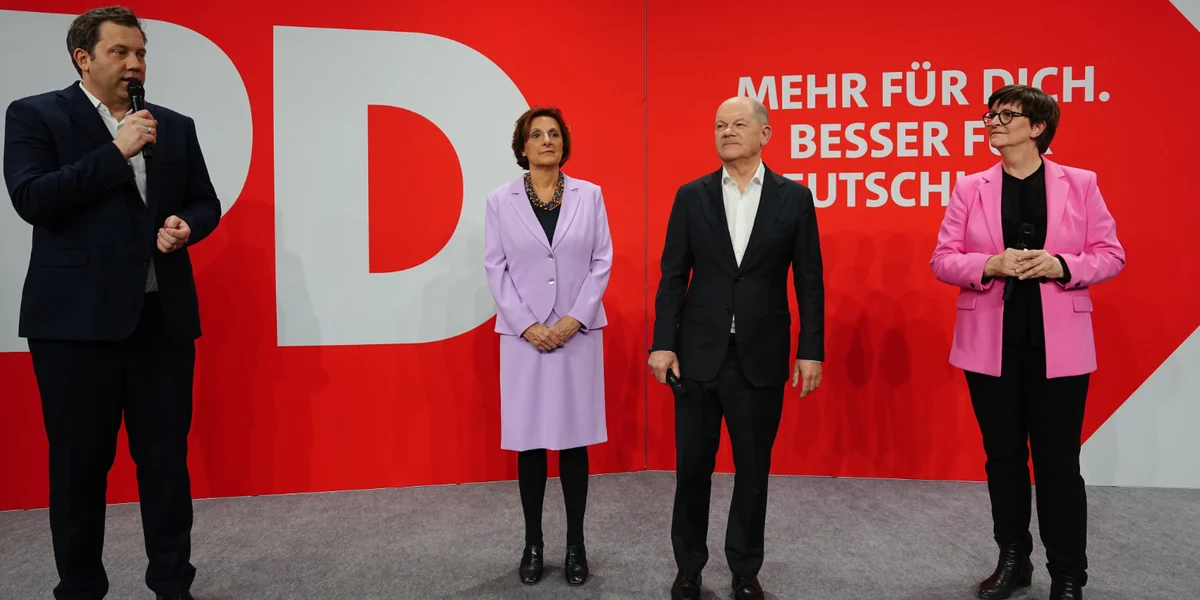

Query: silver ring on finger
[147,126,153,134]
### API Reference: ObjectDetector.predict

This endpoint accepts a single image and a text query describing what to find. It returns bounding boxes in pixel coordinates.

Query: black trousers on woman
[517,447,589,547]
[965,344,1090,585]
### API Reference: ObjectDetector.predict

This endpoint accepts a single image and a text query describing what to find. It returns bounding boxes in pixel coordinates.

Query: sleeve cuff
[1056,255,1072,283]
[99,143,135,189]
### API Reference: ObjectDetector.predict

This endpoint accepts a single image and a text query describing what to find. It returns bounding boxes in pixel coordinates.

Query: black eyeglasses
[983,109,1027,126]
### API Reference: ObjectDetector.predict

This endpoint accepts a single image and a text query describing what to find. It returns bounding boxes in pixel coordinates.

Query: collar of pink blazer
[979,157,1070,253]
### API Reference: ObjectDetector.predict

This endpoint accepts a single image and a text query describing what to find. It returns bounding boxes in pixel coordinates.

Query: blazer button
[724,308,732,315]
[970,283,976,288]
[548,279,556,285]
[547,254,554,260]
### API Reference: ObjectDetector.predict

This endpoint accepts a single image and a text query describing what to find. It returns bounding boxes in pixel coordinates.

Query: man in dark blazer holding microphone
[648,96,825,600]
[3,7,220,600]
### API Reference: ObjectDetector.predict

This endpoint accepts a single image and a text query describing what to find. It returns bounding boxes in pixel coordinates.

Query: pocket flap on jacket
[956,294,978,310]
[1072,296,1093,312]
[32,247,88,266]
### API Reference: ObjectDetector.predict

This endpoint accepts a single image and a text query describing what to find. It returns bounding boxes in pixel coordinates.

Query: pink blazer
[930,158,1126,378]
[484,173,612,336]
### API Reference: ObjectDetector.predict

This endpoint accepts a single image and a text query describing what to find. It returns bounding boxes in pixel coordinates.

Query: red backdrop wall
[645,0,1200,477]
[1,0,1198,511]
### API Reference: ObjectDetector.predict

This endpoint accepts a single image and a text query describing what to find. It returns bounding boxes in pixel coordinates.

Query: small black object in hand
[665,370,686,397]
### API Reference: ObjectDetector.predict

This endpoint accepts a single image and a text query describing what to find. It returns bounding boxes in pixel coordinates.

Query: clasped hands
[985,248,1063,281]
[522,316,582,352]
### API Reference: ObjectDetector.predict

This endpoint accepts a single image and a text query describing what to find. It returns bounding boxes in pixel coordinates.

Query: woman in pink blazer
[931,85,1125,600]
[483,107,612,587]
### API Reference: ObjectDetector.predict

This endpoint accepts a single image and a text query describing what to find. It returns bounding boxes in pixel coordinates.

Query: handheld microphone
[1002,223,1036,301]
[665,370,686,398]
[126,80,153,159]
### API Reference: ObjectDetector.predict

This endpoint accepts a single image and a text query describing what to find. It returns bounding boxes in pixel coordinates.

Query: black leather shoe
[670,570,702,600]
[977,544,1033,599]
[565,545,588,585]
[156,593,195,600]
[1050,576,1083,600]
[519,544,544,585]
[732,575,765,600]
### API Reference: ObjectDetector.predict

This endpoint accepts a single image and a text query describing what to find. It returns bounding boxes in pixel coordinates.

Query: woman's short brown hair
[987,84,1060,154]
[511,107,571,170]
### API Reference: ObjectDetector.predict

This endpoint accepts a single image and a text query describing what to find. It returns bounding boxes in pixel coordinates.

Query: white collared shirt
[79,82,156,292]
[720,160,764,333]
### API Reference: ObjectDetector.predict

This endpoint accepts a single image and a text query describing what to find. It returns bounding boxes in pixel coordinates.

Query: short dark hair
[987,84,1059,154]
[511,107,571,170]
[66,6,146,76]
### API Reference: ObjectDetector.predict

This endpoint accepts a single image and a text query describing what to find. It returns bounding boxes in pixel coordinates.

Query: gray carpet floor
[1,472,1197,599]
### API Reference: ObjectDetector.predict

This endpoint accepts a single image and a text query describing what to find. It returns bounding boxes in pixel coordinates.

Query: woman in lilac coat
[483,107,613,587]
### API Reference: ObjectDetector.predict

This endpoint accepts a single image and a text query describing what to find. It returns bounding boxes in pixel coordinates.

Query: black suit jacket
[3,82,221,343]
[651,165,824,387]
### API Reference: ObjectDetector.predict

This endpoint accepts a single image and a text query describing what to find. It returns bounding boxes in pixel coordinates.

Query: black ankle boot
[519,544,544,585]
[977,544,1033,599]
[1050,575,1083,600]
[564,545,588,585]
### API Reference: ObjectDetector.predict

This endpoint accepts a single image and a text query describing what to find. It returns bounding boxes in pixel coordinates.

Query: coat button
[725,308,732,315]
[548,279,556,285]
[970,283,976,288]
[548,254,554,260]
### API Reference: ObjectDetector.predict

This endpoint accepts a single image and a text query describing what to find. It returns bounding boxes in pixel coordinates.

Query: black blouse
[1000,162,1048,349]
[534,203,560,245]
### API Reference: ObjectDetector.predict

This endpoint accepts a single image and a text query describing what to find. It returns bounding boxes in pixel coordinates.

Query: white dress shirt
[720,160,764,333]
[79,82,156,292]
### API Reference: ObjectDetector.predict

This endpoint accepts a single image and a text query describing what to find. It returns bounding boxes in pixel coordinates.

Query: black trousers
[28,293,197,600]
[965,344,1089,585]
[672,337,785,577]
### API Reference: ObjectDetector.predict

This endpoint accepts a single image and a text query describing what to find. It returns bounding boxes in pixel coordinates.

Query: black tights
[517,447,589,547]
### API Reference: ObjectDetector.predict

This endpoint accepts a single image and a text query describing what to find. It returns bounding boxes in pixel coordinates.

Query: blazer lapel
[510,181,552,251]
[700,169,737,268]
[738,167,783,271]
[65,84,115,149]
[980,163,1004,253]
[1043,159,1069,252]
[550,179,583,250]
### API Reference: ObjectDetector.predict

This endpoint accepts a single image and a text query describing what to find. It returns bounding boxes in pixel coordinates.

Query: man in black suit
[3,7,220,600]
[648,96,825,600]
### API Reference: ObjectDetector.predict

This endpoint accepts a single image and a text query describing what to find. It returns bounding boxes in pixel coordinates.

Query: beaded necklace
[525,172,565,211]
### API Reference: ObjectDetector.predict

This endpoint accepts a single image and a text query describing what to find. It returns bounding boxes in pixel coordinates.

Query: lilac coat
[485,174,611,334]
[483,173,613,450]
